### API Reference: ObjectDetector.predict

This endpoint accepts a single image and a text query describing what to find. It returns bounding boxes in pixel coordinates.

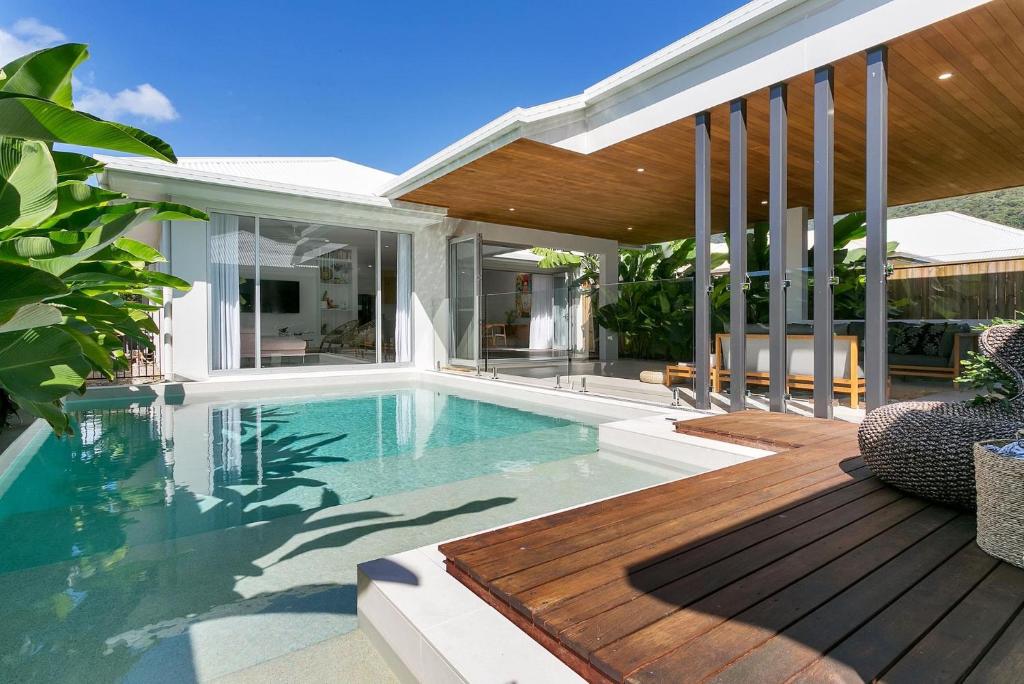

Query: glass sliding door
[255,218,377,366]
[448,235,480,366]
[209,213,412,372]
[381,232,412,363]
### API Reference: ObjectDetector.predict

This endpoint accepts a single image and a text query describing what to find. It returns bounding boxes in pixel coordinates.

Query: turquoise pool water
[0,387,673,683]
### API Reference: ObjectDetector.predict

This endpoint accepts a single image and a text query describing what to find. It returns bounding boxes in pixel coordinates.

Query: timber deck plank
[438,412,1024,683]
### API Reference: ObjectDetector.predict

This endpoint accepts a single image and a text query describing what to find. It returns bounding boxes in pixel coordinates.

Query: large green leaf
[30,208,154,275]
[17,398,71,435]
[38,199,207,232]
[60,322,115,375]
[0,327,90,403]
[0,44,89,108]
[0,260,68,320]
[0,137,58,228]
[52,151,104,181]
[109,237,165,262]
[0,302,63,332]
[0,93,176,162]
[51,181,124,220]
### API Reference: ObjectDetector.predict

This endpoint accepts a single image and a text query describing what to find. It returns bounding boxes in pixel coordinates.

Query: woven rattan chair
[858,323,1024,509]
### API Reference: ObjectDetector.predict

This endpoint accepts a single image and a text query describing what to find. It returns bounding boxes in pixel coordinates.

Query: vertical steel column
[694,111,712,410]
[813,66,836,419]
[865,46,889,411]
[729,98,748,412]
[768,83,788,413]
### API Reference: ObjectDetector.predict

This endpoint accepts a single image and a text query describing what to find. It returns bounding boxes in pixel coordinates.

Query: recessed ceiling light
[761,200,768,205]
[627,225,634,231]
[636,167,645,173]
[938,72,953,80]
[508,207,516,211]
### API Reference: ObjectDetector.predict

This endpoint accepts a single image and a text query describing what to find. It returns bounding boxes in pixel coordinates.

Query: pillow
[916,323,947,358]
[888,322,922,355]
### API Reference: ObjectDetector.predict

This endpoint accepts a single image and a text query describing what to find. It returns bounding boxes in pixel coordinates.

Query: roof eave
[377,0,812,200]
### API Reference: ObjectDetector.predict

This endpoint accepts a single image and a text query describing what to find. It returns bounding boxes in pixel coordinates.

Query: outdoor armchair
[858,324,1024,508]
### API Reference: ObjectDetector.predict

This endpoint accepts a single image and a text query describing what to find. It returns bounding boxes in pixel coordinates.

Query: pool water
[0,387,670,682]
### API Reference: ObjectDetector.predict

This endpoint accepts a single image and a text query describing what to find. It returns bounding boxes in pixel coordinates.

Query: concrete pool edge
[63,369,675,423]
[357,429,778,683]
[358,546,584,684]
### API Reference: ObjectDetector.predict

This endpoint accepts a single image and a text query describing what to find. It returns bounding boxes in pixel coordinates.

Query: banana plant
[0,44,206,434]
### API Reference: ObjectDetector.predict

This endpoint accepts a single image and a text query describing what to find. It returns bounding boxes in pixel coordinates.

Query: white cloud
[0,17,179,123]
[0,17,66,64]
[76,82,179,122]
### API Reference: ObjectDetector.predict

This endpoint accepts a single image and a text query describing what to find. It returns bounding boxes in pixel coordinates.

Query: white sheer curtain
[552,280,569,350]
[395,233,412,363]
[209,213,241,370]
[529,273,554,349]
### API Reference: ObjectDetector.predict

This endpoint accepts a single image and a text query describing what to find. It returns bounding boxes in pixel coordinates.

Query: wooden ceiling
[400,0,1024,244]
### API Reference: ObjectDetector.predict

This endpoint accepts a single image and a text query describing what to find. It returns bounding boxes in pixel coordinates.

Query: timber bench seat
[440,412,1024,683]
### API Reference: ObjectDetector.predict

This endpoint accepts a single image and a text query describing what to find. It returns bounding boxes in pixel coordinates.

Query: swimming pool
[0,385,675,682]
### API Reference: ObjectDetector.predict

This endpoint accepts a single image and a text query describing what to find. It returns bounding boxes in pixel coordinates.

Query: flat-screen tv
[240,279,300,314]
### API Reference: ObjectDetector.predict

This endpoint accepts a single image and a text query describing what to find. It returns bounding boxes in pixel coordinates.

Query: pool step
[357,546,584,683]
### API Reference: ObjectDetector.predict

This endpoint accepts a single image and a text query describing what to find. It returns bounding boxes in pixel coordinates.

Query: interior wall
[482,270,520,324]
[239,264,336,337]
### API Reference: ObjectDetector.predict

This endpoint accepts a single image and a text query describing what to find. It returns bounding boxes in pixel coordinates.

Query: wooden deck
[439,412,1024,683]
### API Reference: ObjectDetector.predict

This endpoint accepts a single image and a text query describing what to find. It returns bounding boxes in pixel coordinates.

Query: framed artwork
[515,273,532,317]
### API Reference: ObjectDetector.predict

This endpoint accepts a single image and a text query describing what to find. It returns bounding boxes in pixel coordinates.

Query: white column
[598,248,619,362]
[786,206,810,322]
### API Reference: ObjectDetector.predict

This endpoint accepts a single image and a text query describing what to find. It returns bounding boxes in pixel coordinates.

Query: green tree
[0,44,206,434]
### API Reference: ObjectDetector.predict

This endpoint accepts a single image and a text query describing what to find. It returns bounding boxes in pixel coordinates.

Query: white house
[98,0,1024,419]
[99,156,618,380]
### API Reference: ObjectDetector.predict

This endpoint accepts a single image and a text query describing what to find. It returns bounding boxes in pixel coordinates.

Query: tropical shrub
[956,315,1023,405]
[590,211,894,361]
[0,44,206,434]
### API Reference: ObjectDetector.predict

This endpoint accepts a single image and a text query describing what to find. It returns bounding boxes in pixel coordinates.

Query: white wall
[412,221,449,369]
[168,217,211,380]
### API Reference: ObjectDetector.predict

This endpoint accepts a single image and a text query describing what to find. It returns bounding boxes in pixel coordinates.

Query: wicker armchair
[858,324,1024,509]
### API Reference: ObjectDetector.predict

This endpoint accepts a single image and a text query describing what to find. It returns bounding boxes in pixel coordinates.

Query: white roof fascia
[378,95,587,200]
[95,155,406,209]
[380,0,986,199]
[100,167,446,234]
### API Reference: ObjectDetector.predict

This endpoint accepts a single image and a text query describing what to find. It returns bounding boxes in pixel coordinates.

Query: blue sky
[1,1,746,174]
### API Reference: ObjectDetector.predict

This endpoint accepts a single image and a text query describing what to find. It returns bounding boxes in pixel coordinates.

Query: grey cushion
[889,353,951,368]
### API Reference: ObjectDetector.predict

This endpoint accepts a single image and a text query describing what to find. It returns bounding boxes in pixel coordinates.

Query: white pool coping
[355,469,699,684]
[62,369,674,423]
[359,546,584,683]
[358,422,778,683]
[599,413,773,472]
